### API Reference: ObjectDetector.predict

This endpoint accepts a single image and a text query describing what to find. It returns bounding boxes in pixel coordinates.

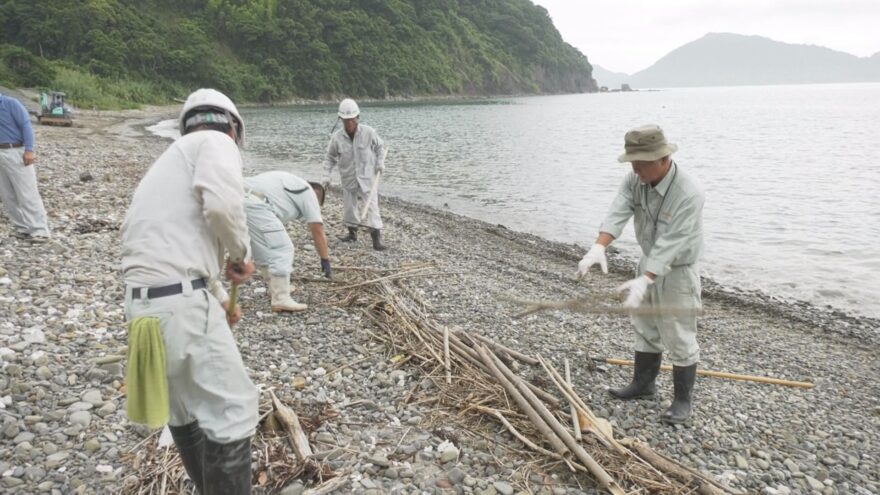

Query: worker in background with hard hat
[121,88,258,494]
[322,98,388,250]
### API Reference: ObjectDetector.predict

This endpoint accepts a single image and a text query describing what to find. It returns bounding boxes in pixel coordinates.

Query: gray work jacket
[323,124,385,193]
[600,162,704,277]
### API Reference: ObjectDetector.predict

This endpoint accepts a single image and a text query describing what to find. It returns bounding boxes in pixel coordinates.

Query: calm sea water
[150,84,880,319]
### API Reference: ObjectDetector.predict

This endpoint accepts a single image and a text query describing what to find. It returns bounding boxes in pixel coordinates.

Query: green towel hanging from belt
[125,316,169,428]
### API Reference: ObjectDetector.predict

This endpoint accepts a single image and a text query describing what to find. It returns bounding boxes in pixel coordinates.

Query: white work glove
[617,275,654,308]
[575,244,608,279]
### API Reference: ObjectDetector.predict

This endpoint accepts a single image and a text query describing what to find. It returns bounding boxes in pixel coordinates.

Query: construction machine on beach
[38,91,73,127]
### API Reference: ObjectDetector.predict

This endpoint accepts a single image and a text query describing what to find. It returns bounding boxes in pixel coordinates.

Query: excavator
[38,91,73,126]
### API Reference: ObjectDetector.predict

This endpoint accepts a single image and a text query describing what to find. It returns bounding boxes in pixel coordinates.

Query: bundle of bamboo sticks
[333,264,741,495]
[123,262,741,494]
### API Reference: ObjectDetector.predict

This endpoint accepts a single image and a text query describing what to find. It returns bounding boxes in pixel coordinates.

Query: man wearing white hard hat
[322,98,388,250]
[575,125,704,425]
[121,88,258,493]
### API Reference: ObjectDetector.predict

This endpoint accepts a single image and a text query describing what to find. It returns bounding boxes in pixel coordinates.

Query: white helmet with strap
[337,98,360,119]
[179,88,245,147]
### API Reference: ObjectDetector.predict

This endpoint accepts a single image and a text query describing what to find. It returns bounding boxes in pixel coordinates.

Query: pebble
[493,481,514,495]
[69,411,92,427]
[82,390,103,406]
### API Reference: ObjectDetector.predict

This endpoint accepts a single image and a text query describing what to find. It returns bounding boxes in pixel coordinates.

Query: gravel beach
[0,109,877,495]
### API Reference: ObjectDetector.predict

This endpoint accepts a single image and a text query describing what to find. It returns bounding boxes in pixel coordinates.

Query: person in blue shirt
[0,92,50,242]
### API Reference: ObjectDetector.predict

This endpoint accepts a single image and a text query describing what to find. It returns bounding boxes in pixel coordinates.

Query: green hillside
[0,0,596,108]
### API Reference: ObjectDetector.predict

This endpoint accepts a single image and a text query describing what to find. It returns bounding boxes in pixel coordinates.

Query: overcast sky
[533,0,880,74]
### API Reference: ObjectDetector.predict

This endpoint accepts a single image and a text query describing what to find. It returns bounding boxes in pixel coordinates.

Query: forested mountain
[0,0,596,107]
[628,33,880,88]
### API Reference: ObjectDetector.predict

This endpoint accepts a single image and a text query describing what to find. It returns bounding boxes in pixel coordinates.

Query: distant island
[593,33,880,89]
[0,0,597,108]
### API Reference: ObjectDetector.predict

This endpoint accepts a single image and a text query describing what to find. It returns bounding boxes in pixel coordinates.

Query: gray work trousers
[631,263,702,367]
[342,187,383,229]
[124,282,259,443]
[244,197,294,277]
[0,148,50,236]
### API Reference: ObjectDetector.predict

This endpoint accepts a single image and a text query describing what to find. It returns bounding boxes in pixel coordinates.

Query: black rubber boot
[338,227,358,242]
[169,422,206,493]
[203,436,252,494]
[661,364,697,424]
[608,351,662,400]
[370,228,387,251]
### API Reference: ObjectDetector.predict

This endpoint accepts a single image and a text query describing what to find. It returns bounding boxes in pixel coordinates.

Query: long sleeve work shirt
[0,94,35,151]
[600,162,704,277]
[323,124,385,193]
[121,131,250,302]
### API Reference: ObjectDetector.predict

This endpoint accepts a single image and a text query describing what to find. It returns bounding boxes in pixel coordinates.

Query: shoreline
[0,109,875,494]
[133,104,880,332]
[133,107,879,342]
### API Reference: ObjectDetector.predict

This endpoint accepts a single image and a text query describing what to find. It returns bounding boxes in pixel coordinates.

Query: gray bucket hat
[617,125,678,163]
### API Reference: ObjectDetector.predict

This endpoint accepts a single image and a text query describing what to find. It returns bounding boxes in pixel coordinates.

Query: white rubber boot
[269,276,307,312]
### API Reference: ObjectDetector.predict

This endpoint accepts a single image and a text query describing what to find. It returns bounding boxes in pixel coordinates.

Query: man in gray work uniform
[322,98,387,250]
[243,171,331,312]
[122,89,257,493]
[576,125,704,424]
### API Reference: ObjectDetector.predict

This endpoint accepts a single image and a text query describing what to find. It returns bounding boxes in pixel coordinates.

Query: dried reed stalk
[325,263,738,495]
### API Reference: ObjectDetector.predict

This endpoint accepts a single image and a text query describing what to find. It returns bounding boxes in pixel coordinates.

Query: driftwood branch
[269,390,313,462]
[621,439,744,495]
[303,474,349,495]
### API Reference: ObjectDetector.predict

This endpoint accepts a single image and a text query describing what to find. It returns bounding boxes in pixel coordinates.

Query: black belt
[0,143,23,149]
[130,278,207,300]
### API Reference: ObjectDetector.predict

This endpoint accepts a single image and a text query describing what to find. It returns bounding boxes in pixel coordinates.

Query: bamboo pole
[329,267,433,291]
[602,359,815,389]
[538,356,617,450]
[475,345,570,456]
[470,332,539,365]
[226,283,239,318]
[564,358,582,441]
[444,327,451,384]
[473,405,580,473]
[488,347,625,495]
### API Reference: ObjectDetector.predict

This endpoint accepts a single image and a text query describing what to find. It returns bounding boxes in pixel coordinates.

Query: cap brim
[617,143,677,163]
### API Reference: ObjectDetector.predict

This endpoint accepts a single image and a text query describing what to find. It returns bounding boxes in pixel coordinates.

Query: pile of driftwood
[120,391,343,495]
[122,261,741,494]
[330,262,741,495]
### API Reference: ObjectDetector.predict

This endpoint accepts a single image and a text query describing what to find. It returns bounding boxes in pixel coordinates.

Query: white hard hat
[179,88,245,147]
[337,98,359,119]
